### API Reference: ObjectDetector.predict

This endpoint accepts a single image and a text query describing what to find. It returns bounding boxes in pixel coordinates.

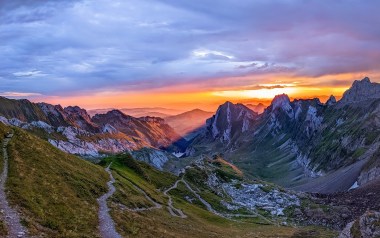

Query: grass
[0,123,339,237]
[2,123,109,237]
[100,153,338,238]
[352,148,366,160]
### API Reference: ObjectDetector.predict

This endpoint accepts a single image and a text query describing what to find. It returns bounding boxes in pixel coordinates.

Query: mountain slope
[100,153,338,238]
[187,77,380,192]
[0,122,109,237]
[165,109,214,139]
[0,123,336,237]
[0,98,186,159]
[92,110,185,150]
[0,97,49,123]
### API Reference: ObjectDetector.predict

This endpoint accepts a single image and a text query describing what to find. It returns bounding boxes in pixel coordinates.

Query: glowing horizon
[1,1,380,112]
[22,73,362,112]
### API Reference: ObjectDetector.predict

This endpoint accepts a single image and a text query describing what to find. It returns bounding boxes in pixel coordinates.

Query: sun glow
[213,87,298,99]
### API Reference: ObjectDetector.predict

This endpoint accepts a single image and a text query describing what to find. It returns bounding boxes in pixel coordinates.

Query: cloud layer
[1,0,380,97]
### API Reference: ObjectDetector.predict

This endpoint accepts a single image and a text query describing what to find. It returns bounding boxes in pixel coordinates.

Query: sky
[1,0,380,111]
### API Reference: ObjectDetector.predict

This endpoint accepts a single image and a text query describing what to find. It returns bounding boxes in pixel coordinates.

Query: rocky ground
[313,178,380,220]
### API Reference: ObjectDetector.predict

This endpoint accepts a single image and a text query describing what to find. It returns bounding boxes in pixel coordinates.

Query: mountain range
[1,77,380,237]
[187,77,380,193]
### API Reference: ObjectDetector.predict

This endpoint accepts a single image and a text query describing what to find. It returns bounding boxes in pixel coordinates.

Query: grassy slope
[0,123,109,237]
[103,154,337,238]
[0,122,338,237]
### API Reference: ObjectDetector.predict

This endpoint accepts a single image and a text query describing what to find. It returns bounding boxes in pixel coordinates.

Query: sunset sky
[1,0,380,111]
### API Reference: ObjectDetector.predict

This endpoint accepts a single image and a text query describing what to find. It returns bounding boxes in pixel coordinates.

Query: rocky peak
[38,103,65,117]
[271,94,291,110]
[139,116,165,124]
[107,109,127,117]
[92,110,131,123]
[63,106,99,132]
[340,77,380,104]
[326,95,337,106]
[270,94,294,118]
[64,106,91,121]
[207,101,257,142]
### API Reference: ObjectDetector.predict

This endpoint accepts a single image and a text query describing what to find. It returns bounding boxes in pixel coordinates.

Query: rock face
[271,94,294,118]
[358,167,380,186]
[206,101,257,143]
[340,77,380,104]
[63,106,99,132]
[326,95,337,106]
[339,211,380,238]
[131,148,176,170]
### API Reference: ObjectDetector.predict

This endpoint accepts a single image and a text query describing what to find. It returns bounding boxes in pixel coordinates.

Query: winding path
[163,180,187,218]
[181,179,223,216]
[97,163,122,238]
[0,133,28,238]
[171,178,274,224]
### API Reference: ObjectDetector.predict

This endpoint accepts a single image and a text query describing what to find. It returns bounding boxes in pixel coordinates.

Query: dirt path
[163,180,187,218]
[181,179,222,216]
[97,163,122,238]
[0,133,28,238]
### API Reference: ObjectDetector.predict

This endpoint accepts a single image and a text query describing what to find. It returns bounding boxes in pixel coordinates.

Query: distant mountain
[88,107,183,118]
[0,98,185,160]
[92,110,183,149]
[165,109,214,139]
[246,103,266,114]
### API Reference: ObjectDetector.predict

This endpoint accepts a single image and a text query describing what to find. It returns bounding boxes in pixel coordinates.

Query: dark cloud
[0,0,380,96]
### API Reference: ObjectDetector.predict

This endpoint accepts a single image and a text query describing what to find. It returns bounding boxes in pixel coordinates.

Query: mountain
[92,110,183,149]
[88,107,183,118]
[206,101,257,143]
[0,98,186,163]
[339,77,380,105]
[2,79,380,237]
[0,122,347,237]
[186,102,258,156]
[246,103,266,114]
[187,77,380,193]
[165,109,214,139]
[0,122,109,237]
[0,97,50,123]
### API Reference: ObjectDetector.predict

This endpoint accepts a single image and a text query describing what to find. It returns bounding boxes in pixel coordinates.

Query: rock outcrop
[326,95,337,106]
[339,211,380,238]
[339,77,380,104]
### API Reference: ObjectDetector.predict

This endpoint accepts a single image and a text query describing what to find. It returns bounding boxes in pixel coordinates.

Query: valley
[0,77,380,237]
